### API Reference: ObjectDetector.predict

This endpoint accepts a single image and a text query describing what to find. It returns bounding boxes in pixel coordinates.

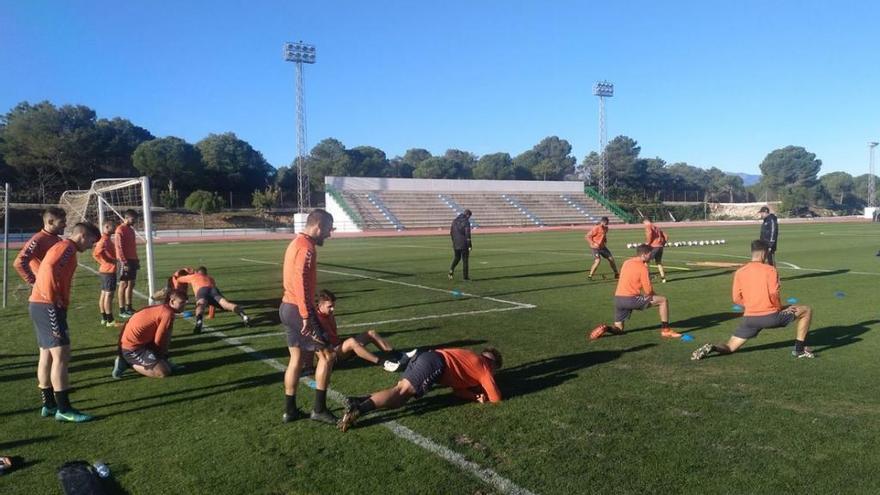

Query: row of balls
[626,239,727,249]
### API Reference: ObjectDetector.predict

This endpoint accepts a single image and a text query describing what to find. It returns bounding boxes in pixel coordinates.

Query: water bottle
[93,461,110,479]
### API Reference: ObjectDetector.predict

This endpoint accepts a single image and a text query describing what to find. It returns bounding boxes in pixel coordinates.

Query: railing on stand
[584,186,635,223]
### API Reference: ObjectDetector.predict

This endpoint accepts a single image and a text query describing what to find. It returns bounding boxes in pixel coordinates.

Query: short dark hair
[124,209,138,219]
[482,347,502,369]
[600,216,609,223]
[72,222,100,240]
[463,209,472,218]
[197,266,207,274]
[635,244,652,256]
[167,289,187,302]
[758,206,770,213]
[751,239,769,252]
[306,209,333,227]
[43,207,67,221]
[102,219,115,228]
[318,289,336,302]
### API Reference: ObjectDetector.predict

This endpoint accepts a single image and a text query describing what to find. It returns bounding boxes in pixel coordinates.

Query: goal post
[60,177,157,303]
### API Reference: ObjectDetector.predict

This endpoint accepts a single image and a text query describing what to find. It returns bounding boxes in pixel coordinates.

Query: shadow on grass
[737,319,877,355]
[673,311,740,332]
[473,269,586,281]
[780,269,849,282]
[0,436,57,450]
[665,269,735,283]
[321,262,413,278]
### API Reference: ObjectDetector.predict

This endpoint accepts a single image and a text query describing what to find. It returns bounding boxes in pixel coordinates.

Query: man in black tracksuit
[448,210,473,280]
[758,206,778,266]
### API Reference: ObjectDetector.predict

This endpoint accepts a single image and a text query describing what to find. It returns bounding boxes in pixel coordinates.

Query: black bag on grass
[57,461,106,495]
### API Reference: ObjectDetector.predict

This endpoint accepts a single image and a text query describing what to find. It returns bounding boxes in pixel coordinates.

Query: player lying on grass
[112,289,188,379]
[643,218,669,283]
[173,266,250,333]
[92,219,118,327]
[14,207,66,286]
[30,222,100,423]
[691,240,815,360]
[586,216,619,280]
[313,289,407,372]
[590,243,681,340]
[338,347,502,432]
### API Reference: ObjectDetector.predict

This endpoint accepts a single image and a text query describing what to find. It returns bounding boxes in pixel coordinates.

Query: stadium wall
[324,189,362,232]
[325,176,584,193]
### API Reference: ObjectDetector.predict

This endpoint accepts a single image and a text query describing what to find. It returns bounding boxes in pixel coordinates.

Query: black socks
[795,340,806,353]
[40,387,56,408]
[54,389,71,412]
[357,398,376,415]
[285,394,297,415]
[314,389,328,413]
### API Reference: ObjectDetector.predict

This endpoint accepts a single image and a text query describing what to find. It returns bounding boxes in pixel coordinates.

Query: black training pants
[450,248,469,279]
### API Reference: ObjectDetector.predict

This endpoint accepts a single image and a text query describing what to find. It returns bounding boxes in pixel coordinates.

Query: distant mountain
[731,172,761,186]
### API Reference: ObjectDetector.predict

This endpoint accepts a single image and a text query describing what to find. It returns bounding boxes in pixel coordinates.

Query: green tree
[412,157,465,179]
[94,117,154,178]
[603,136,642,193]
[514,136,576,181]
[473,152,515,180]
[133,137,202,195]
[307,138,354,189]
[819,171,855,207]
[196,132,273,195]
[853,173,880,205]
[347,146,390,177]
[252,185,281,227]
[184,190,224,228]
[443,149,477,178]
[759,146,822,191]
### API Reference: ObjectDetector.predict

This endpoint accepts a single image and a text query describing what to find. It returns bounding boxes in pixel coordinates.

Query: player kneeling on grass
[174,266,250,333]
[691,240,814,360]
[590,244,681,340]
[314,289,405,372]
[112,289,188,379]
[338,347,502,432]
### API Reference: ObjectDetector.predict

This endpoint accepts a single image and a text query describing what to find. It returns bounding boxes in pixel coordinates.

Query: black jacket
[450,214,472,250]
[760,214,778,248]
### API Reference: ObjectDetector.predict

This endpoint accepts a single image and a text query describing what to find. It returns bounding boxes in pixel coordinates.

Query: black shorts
[119,259,140,282]
[121,346,161,369]
[592,247,613,259]
[614,295,652,323]
[279,302,328,351]
[29,303,69,349]
[196,286,224,307]
[401,350,446,398]
[734,308,797,339]
[100,273,117,292]
[648,247,664,263]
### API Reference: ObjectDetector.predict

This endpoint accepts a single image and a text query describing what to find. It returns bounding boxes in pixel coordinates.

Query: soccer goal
[1,182,9,308]
[59,177,157,302]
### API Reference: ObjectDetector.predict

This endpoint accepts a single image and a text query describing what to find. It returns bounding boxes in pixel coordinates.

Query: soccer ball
[698,241,705,246]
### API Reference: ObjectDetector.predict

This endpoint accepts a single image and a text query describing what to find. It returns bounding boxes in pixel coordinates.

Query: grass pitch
[2,223,880,494]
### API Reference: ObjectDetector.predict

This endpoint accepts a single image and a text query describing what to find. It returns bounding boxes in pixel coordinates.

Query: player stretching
[280,209,337,424]
[587,216,619,280]
[691,240,814,360]
[643,219,669,283]
[115,209,139,318]
[112,289,188,379]
[315,289,406,372]
[29,222,100,422]
[93,220,118,326]
[338,347,502,432]
[590,244,681,340]
[174,266,250,333]
[14,207,66,286]
[758,206,778,266]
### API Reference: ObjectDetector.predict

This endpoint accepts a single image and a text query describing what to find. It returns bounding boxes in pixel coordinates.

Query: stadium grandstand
[324,177,623,232]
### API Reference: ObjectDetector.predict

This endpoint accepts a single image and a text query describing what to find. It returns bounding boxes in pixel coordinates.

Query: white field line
[819,231,880,237]
[672,251,880,276]
[78,262,538,495]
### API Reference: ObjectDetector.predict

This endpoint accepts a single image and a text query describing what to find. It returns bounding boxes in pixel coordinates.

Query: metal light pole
[284,41,316,213]
[593,81,613,196]
[869,142,878,207]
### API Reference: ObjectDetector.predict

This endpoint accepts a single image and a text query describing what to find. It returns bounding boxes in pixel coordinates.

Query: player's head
[123,209,138,224]
[167,289,188,312]
[196,266,208,275]
[599,216,609,225]
[758,206,770,219]
[635,243,652,261]
[305,209,334,246]
[481,347,503,373]
[317,289,336,315]
[463,209,472,218]
[750,239,769,261]
[101,219,115,235]
[69,222,101,252]
[642,218,653,226]
[42,207,67,234]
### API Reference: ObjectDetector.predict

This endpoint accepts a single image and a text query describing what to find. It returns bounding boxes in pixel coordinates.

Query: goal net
[59,177,157,302]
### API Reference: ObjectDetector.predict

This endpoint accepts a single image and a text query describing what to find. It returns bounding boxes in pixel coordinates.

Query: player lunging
[587,216,619,280]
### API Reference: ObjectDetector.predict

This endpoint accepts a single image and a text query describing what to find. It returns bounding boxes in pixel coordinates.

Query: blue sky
[2,0,878,176]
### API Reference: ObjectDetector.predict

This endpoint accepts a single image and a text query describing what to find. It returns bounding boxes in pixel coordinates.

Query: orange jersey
[14,230,62,284]
[586,224,608,248]
[281,234,318,318]
[732,261,782,316]
[120,304,176,353]
[92,234,117,273]
[436,348,502,403]
[615,257,653,297]
[175,273,215,295]
[114,223,138,262]
[316,311,341,347]
[29,239,78,309]
[645,224,667,247]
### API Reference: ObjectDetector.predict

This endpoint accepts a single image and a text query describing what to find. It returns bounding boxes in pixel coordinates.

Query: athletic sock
[54,389,71,413]
[314,389,327,413]
[40,387,57,408]
[126,305,134,313]
[794,340,805,353]
[357,398,377,414]
[285,394,297,415]
[661,321,670,329]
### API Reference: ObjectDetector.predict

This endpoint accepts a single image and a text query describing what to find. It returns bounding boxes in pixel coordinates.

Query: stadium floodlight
[869,142,878,208]
[593,81,614,195]
[284,41,316,214]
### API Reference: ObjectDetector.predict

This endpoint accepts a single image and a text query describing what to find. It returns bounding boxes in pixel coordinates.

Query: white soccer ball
[626,243,633,249]
[698,241,704,246]
[721,239,726,244]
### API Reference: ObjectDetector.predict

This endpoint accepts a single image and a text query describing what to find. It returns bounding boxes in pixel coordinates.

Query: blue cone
[786,297,798,304]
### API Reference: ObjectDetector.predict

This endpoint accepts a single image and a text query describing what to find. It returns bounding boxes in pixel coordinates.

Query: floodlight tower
[592,81,614,195]
[284,41,316,213]
[869,142,879,207]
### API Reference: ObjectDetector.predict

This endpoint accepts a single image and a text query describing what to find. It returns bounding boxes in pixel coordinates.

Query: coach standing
[448,209,472,281]
[758,206,778,266]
